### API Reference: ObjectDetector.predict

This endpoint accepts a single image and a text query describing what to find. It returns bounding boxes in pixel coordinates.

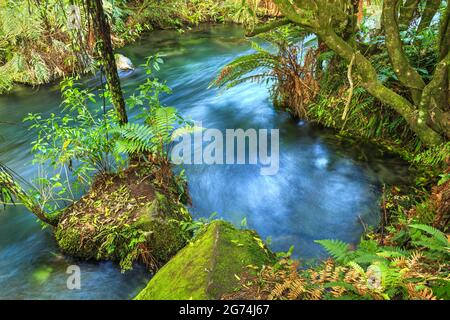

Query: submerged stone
[135,220,274,300]
[115,54,134,71]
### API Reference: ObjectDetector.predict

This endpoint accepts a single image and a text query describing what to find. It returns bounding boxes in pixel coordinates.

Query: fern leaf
[315,239,351,263]
[409,224,448,246]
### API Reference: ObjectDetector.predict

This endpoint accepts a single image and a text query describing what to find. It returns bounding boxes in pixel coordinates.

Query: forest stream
[0,24,415,299]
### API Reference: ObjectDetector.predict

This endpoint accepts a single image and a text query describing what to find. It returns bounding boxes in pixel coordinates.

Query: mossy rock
[54,165,190,271]
[54,198,187,270]
[135,221,274,300]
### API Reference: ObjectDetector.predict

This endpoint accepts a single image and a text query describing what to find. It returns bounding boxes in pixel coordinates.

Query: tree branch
[316,25,442,145]
[398,0,420,29]
[383,0,426,104]
[245,18,292,37]
[0,170,60,227]
[272,0,444,145]
[419,51,450,138]
[272,0,318,29]
[417,0,441,33]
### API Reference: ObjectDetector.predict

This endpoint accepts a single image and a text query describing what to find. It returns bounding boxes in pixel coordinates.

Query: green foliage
[23,77,120,212]
[112,105,189,157]
[96,221,149,272]
[411,142,450,168]
[114,56,192,159]
[14,55,186,221]
[409,224,450,255]
[311,223,450,299]
[226,220,450,300]
[0,0,81,92]
[175,212,219,242]
[126,0,266,30]
[0,163,15,208]
[315,239,351,264]
[307,87,419,147]
[114,122,155,154]
[309,20,444,149]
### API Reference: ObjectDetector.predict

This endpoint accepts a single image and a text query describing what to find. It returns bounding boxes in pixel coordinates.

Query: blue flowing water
[0,24,413,299]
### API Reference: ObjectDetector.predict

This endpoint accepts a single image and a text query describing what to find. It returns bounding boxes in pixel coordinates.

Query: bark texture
[86,0,128,125]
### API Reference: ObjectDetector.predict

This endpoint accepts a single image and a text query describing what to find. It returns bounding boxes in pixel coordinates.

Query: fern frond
[112,123,154,155]
[211,50,278,89]
[409,224,448,246]
[315,239,351,263]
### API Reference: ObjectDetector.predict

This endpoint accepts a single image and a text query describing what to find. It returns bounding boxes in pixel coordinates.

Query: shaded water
[0,24,413,299]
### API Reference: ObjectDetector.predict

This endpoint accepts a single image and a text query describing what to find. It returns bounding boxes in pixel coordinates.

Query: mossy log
[135,221,275,300]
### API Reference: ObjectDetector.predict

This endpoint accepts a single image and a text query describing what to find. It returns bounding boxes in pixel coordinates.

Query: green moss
[54,226,98,260]
[54,173,190,272]
[135,220,274,300]
[145,217,186,263]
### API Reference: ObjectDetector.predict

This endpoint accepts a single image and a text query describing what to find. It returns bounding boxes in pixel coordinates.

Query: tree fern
[211,49,278,89]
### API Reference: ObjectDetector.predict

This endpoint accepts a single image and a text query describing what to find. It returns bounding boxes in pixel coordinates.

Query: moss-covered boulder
[135,220,274,300]
[55,164,190,272]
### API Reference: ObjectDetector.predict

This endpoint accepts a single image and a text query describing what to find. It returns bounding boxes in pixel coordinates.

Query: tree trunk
[383,0,425,105]
[0,168,59,227]
[261,0,447,145]
[439,5,450,109]
[316,26,443,146]
[86,0,128,125]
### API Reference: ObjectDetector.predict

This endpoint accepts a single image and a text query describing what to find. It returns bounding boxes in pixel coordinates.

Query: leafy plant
[114,56,193,161]
[0,163,15,208]
[212,25,319,118]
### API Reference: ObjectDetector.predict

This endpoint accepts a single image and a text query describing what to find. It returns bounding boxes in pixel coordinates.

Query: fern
[409,224,449,247]
[113,106,189,157]
[315,239,351,263]
[148,106,179,142]
[112,123,155,155]
[211,50,278,89]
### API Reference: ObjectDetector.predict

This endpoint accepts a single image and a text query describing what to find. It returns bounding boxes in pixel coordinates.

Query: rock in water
[54,164,190,272]
[135,221,274,300]
[115,54,134,71]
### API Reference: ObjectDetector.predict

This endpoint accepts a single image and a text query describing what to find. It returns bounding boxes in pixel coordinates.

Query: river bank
[0,0,281,94]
